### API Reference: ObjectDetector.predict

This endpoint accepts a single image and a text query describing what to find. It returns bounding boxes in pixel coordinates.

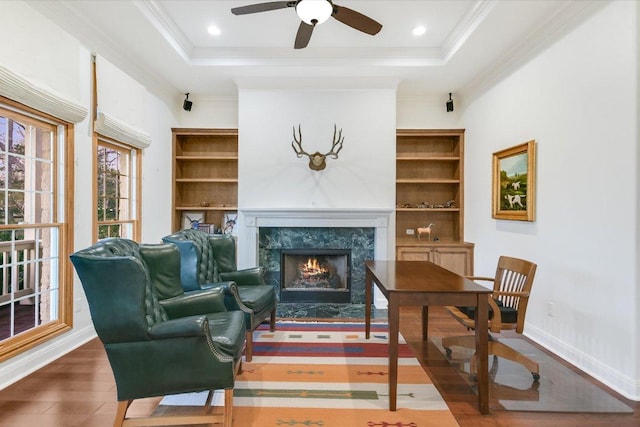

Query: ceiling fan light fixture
[296,0,333,25]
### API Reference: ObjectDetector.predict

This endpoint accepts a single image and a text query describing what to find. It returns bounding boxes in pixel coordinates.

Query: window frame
[0,96,74,363]
[93,134,141,242]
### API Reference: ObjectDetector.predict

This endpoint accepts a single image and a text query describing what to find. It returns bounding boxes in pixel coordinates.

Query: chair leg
[114,400,131,427]
[442,334,476,355]
[245,330,253,362]
[489,340,540,379]
[224,388,233,427]
[270,308,276,332]
[468,340,540,381]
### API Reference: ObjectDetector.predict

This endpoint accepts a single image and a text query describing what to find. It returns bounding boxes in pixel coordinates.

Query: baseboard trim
[525,324,639,401]
[0,325,97,390]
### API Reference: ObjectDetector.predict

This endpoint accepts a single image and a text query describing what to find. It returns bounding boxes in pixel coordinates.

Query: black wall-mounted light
[446,93,454,112]
[183,93,192,111]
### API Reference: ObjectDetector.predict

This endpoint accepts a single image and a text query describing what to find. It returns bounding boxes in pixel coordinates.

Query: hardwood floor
[400,306,640,427]
[0,306,638,426]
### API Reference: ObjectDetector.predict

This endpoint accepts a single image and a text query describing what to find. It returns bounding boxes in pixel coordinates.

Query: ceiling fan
[231,0,383,49]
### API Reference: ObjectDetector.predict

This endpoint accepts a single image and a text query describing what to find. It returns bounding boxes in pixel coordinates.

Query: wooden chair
[442,255,540,381]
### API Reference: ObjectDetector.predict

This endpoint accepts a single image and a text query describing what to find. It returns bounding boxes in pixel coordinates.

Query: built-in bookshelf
[395,129,474,275]
[171,128,238,232]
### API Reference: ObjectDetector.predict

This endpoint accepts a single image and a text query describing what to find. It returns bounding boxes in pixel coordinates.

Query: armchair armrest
[200,280,247,313]
[487,297,503,333]
[148,315,209,339]
[159,287,227,319]
[465,276,495,284]
[220,267,266,286]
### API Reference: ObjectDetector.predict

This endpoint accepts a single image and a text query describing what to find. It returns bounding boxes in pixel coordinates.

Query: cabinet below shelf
[396,241,474,276]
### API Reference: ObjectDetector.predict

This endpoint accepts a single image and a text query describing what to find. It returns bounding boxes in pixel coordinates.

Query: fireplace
[240,208,393,315]
[280,249,351,303]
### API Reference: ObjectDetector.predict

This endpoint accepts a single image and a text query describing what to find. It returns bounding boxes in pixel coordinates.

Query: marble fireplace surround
[240,208,393,309]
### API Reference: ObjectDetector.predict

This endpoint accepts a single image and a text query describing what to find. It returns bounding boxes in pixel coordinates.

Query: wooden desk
[365,260,492,414]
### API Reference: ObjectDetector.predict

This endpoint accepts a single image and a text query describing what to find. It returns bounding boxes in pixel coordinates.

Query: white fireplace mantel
[239,208,394,308]
[240,208,393,264]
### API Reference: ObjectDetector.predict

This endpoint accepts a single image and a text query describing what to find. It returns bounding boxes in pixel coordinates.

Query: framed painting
[182,211,205,230]
[492,140,536,221]
[223,211,238,236]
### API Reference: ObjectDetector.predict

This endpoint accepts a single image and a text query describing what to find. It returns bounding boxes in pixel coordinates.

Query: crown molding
[461,1,609,105]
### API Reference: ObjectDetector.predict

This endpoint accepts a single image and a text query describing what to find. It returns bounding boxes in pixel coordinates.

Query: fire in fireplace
[280,249,351,303]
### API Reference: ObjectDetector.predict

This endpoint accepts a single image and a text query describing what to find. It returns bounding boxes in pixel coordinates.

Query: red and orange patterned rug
[160,322,459,426]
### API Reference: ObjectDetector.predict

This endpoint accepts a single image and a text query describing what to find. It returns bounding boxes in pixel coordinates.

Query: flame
[303,257,326,274]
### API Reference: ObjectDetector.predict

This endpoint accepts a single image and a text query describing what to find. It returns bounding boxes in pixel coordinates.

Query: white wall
[237,86,397,211]
[1,0,638,402]
[461,1,638,399]
[178,95,239,129]
[397,94,462,129]
[0,1,179,389]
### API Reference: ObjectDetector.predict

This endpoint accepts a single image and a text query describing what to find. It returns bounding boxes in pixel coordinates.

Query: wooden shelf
[176,178,238,183]
[396,179,460,184]
[175,206,238,211]
[172,128,238,232]
[396,208,460,212]
[395,129,473,274]
[397,156,460,161]
[176,155,238,160]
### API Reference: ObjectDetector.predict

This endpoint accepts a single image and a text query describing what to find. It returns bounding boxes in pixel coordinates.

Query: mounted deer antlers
[291,124,344,171]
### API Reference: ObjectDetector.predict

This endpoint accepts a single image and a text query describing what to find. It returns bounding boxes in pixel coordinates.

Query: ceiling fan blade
[231,1,293,15]
[331,4,382,35]
[294,21,315,49]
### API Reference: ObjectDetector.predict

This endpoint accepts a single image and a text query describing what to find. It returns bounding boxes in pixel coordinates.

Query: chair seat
[458,298,518,324]
[207,311,247,358]
[237,285,277,314]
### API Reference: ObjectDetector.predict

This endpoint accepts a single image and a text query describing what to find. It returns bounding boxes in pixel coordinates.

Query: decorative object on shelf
[492,140,536,221]
[197,223,218,234]
[291,124,344,171]
[223,212,238,235]
[199,201,210,207]
[182,211,205,230]
[417,223,435,241]
[396,200,456,209]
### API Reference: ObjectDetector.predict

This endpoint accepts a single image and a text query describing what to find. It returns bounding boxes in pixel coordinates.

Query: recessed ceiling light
[207,25,221,36]
[412,25,426,36]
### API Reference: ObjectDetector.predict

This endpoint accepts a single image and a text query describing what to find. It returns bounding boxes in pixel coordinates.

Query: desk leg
[365,267,372,339]
[388,296,399,411]
[475,294,489,414]
[421,306,429,341]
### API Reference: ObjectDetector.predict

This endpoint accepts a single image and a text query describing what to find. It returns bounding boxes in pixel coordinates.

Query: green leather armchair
[70,238,245,427]
[162,229,277,361]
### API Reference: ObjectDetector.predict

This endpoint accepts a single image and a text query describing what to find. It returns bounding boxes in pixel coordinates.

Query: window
[95,136,140,241]
[0,97,73,361]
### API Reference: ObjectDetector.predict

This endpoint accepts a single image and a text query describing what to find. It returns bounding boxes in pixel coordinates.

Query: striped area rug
[160,322,459,426]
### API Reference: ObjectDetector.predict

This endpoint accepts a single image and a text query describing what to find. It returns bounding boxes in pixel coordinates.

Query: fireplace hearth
[280,249,351,303]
